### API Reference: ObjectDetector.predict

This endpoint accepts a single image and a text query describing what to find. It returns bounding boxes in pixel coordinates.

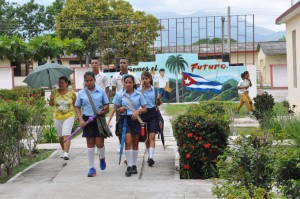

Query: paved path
[0,106,215,199]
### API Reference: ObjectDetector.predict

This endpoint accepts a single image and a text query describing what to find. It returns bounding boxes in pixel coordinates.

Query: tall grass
[284,119,300,145]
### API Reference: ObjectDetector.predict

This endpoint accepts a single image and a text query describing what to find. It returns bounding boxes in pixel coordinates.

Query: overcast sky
[8,0,298,31]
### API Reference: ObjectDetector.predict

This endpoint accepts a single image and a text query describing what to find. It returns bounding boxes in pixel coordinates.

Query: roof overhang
[276,1,300,24]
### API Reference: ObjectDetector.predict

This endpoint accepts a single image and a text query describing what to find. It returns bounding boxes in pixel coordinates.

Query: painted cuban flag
[182,72,222,93]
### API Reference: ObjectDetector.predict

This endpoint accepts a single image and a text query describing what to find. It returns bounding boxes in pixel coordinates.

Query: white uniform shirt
[237,79,248,94]
[244,79,250,92]
[155,75,169,88]
[110,71,140,92]
[95,71,110,88]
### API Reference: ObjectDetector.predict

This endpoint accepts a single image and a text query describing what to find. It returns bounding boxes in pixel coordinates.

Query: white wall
[247,65,257,99]
[286,14,300,113]
[72,67,93,90]
[0,67,14,89]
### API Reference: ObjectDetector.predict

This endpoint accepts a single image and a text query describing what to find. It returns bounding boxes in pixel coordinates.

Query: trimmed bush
[0,91,47,178]
[172,100,231,179]
[253,91,275,129]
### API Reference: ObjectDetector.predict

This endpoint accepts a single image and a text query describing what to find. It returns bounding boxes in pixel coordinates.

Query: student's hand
[132,110,140,120]
[142,81,146,89]
[156,98,163,106]
[79,118,85,128]
[97,109,104,115]
[118,107,127,113]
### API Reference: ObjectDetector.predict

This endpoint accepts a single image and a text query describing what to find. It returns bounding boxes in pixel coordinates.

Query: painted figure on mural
[155,68,170,100]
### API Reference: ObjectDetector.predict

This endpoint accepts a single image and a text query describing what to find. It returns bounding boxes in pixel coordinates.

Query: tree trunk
[175,66,179,103]
[85,52,89,67]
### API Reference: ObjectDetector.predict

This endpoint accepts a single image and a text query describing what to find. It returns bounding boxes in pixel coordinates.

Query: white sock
[97,147,105,159]
[132,150,139,166]
[125,150,133,167]
[149,147,155,159]
[63,152,68,157]
[87,148,95,168]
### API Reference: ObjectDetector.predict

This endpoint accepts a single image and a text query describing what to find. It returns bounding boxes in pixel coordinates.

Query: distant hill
[149,11,285,44]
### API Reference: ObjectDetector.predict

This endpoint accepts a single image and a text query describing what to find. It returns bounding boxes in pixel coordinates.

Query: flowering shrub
[172,100,231,179]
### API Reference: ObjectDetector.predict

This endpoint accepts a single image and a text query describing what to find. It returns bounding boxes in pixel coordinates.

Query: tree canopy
[0,0,65,39]
[56,0,160,65]
[193,38,237,45]
[0,34,84,64]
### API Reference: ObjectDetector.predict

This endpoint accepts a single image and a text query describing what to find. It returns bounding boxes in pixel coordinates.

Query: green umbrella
[23,63,74,89]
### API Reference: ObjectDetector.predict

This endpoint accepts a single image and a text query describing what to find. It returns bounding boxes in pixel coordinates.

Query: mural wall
[73,53,256,103]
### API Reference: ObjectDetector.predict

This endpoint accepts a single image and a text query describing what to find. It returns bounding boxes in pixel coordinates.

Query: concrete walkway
[0,106,215,199]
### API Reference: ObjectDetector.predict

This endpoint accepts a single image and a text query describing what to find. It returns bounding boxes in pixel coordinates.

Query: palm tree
[165,54,188,102]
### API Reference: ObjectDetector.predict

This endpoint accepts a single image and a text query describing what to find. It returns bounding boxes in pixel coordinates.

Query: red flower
[187,133,193,138]
[191,145,195,149]
[185,153,191,159]
[200,157,206,161]
[204,143,211,149]
[199,136,203,140]
[184,164,190,170]
[194,123,200,127]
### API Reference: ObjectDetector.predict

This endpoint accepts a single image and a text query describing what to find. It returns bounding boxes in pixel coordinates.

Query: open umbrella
[119,117,127,165]
[23,63,74,89]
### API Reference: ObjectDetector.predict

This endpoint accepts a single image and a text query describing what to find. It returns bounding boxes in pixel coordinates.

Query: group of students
[49,57,162,177]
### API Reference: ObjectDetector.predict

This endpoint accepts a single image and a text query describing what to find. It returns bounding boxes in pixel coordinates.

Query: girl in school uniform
[138,71,161,166]
[113,75,147,177]
[74,71,110,177]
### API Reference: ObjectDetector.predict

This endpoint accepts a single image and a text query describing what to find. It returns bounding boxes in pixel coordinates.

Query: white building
[276,1,300,113]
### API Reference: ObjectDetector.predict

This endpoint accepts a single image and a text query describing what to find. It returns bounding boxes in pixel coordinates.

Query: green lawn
[232,127,261,136]
[165,103,192,116]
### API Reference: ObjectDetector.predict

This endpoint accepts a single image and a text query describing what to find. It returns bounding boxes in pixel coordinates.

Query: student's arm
[74,106,85,128]
[132,105,147,120]
[112,86,117,96]
[247,78,252,87]
[107,105,117,126]
[105,87,110,100]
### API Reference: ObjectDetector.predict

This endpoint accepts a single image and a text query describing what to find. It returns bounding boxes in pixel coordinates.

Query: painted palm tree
[165,54,188,102]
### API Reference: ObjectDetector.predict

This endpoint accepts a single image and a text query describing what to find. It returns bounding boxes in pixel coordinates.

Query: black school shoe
[148,158,155,166]
[131,165,138,174]
[125,166,132,177]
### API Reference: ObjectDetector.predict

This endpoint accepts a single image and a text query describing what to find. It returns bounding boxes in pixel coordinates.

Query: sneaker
[125,166,132,177]
[63,154,69,160]
[87,168,96,177]
[248,111,253,115]
[131,165,138,174]
[148,158,155,167]
[100,158,106,170]
[60,152,64,158]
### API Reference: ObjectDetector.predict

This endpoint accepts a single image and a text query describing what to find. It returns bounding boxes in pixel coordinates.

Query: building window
[292,30,297,88]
